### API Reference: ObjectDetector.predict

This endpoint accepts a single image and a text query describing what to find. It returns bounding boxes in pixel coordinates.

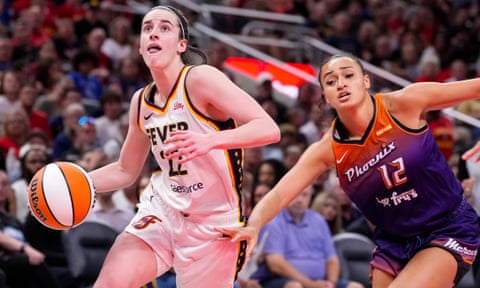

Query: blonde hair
[311,191,343,235]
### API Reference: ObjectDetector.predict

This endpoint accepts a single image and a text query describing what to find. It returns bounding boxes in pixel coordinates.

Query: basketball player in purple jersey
[87,6,280,288]
[220,54,480,287]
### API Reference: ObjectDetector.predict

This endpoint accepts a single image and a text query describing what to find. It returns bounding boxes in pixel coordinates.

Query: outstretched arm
[386,78,480,120]
[218,133,334,254]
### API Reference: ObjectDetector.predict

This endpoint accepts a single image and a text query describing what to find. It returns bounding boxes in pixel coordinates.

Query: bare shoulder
[380,85,424,115]
[185,65,233,100]
[186,64,226,85]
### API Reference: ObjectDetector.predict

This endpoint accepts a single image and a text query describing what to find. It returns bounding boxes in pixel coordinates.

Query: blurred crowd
[0,0,477,287]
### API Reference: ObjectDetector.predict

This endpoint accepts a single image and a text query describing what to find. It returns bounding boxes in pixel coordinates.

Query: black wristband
[19,243,25,253]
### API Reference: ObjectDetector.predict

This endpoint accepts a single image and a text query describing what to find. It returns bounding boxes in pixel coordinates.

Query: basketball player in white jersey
[88,5,280,288]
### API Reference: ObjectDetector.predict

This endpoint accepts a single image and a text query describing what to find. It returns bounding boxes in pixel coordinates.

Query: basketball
[28,161,96,230]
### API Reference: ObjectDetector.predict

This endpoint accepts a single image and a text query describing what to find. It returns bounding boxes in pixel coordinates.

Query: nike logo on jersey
[144,113,153,120]
[336,151,348,164]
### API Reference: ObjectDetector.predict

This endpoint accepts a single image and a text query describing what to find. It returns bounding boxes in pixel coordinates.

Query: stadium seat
[455,267,476,288]
[333,232,375,288]
[61,221,119,287]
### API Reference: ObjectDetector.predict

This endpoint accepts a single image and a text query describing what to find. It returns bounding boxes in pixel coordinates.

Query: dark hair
[35,58,57,91]
[100,88,123,106]
[252,159,287,188]
[250,158,286,210]
[318,54,366,89]
[72,48,99,71]
[146,5,207,65]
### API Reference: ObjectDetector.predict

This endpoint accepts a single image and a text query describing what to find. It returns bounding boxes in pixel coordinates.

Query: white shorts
[125,184,246,288]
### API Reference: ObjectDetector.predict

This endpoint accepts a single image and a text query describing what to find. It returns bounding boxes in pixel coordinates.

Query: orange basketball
[28,162,96,230]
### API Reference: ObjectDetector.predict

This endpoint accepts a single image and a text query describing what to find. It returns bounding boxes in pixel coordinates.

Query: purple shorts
[371,197,480,284]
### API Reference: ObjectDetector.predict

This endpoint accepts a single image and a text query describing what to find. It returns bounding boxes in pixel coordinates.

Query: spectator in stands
[421,28,449,69]
[300,100,332,145]
[11,143,49,223]
[94,89,124,146]
[261,99,282,126]
[17,82,52,141]
[332,181,363,230]
[295,82,320,116]
[356,21,378,62]
[248,182,272,218]
[252,159,287,191]
[242,147,264,211]
[254,72,287,123]
[311,190,344,236]
[61,115,100,162]
[109,55,147,101]
[23,4,50,47]
[415,54,449,82]
[0,109,30,181]
[45,86,84,138]
[33,48,63,93]
[103,111,128,161]
[10,14,38,64]
[35,76,76,123]
[370,34,395,71]
[250,184,364,288]
[0,36,13,72]
[285,107,307,137]
[84,27,112,71]
[282,144,303,171]
[325,11,360,56]
[278,123,306,159]
[23,130,50,150]
[83,27,111,84]
[52,16,82,65]
[74,1,108,44]
[68,48,104,101]
[0,69,22,130]
[244,146,264,176]
[403,5,435,46]
[101,16,133,70]
[389,42,421,82]
[445,59,470,82]
[51,102,87,161]
[305,1,333,39]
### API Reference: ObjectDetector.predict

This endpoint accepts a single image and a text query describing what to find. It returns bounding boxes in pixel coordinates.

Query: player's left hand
[164,130,214,163]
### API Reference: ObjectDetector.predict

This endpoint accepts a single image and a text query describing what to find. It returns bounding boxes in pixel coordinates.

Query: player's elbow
[267,124,281,144]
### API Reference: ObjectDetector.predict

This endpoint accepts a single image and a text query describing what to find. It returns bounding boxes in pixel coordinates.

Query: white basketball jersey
[137,66,244,218]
